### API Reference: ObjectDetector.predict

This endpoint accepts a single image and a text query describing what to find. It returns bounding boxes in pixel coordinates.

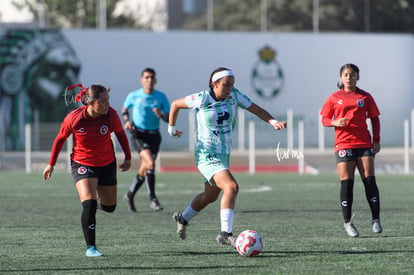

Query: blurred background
[1,0,414,173]
[2,0,414,32]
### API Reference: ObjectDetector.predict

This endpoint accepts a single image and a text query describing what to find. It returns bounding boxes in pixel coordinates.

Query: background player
[320,63,382,237]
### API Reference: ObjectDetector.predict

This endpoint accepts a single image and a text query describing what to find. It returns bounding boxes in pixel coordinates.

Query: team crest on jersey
[100,125,109,135]
[227,96,235,105]
[356,99,365,107]
[78,166,88,175]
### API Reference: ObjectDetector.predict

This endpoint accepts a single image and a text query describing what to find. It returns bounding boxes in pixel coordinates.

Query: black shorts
[335,148,375,163]
[130,127,161,158]
[71,160,117,186]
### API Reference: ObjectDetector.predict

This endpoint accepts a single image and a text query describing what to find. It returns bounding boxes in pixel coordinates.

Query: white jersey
[185,88,252,155]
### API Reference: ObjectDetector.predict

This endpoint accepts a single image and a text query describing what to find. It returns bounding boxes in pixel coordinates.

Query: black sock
[81,199,97,247]
[146,169,156,200]
[340,179,354,223]
[363,176,380,220]
[129,175,145,197]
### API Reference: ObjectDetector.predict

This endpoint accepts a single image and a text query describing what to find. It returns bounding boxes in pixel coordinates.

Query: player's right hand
[43,165,54,180]
[124,120,132,131]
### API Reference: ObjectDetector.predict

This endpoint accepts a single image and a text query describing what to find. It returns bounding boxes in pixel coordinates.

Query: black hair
[337,63,359,89]
[208,67,231,90]
[141,67,156,77]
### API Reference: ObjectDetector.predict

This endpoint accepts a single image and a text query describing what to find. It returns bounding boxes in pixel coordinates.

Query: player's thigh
[336,161,357,181]
[97,185,117,205]
[76,178,98,202]
[356,156,375,178]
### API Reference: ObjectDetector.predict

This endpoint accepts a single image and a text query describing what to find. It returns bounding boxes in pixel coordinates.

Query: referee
[122,68,170,212]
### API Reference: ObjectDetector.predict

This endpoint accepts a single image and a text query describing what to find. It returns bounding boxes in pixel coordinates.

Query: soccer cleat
[150,198,163,211]
[216,231,237,249]
[86,246,104,257]
[344,222,359,237]
[173,212,188,240]
[372,219,383,233]
[123,192,136,213]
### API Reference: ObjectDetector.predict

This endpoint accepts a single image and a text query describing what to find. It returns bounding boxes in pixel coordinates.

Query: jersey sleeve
[233,88,252,109]
[371,116,380,143]
[320,95,334,119]
[110,108,131,160]
[366,93,380,118]
[48,113,74,166]
[185,91,205,110]
[161,93,170,114]
[123,93,134,109]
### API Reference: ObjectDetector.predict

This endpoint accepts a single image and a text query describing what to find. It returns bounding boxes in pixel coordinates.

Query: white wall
[64,30,414,149]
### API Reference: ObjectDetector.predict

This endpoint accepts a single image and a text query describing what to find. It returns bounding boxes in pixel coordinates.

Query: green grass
[1,171,414,274]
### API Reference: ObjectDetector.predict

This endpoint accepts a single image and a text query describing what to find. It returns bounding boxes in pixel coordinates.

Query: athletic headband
[212,70,234,83]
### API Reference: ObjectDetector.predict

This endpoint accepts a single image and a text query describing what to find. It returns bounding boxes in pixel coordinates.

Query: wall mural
[0,29,81,150]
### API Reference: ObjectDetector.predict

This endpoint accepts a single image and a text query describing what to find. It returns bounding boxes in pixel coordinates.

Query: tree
[11,0,136,28]
[11,0,414,32]
[179,0,414,33]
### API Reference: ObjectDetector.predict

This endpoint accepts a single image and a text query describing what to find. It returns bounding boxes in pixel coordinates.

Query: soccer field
[1,171,414,274]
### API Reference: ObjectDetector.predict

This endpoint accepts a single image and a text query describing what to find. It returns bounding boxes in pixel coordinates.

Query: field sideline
[1,171,414,274]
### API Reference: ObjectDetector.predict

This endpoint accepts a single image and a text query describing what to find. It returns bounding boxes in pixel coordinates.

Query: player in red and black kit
[320,63,382,238]
[43,84,131,257]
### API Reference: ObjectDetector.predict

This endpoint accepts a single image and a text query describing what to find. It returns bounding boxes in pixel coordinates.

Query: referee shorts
[130,127,161,158]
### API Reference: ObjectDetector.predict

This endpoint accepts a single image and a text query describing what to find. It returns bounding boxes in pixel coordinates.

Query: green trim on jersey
[185,88,252,155]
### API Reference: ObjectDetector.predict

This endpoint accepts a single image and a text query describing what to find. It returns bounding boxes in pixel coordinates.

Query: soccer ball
[236,230,264,257]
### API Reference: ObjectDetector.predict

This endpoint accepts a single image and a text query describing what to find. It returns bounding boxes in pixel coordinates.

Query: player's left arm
[246,103,286,130]
[112,110,132,171]
[371,116,380,154]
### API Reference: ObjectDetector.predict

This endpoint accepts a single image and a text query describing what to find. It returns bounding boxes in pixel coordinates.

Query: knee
[224,181,239,196]
[146,162,155,170]
[99,203,116,213]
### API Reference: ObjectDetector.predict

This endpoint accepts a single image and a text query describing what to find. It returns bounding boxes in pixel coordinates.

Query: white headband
[212,70,235,82]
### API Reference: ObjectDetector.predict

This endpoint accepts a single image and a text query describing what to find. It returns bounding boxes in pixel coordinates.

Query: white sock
[220,208,234,233]
[182,204,199,222]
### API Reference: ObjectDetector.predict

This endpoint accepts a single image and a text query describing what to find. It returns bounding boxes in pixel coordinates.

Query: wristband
[269,119,279,127]
[168,125,177,137]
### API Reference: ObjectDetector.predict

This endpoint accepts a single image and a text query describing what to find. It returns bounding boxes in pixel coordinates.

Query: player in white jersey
[168,67,286,248]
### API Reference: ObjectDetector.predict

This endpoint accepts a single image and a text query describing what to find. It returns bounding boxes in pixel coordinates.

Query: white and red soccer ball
[236,230,264,257]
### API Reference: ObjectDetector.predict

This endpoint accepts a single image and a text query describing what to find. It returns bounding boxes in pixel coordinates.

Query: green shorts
[195,151,230,185]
